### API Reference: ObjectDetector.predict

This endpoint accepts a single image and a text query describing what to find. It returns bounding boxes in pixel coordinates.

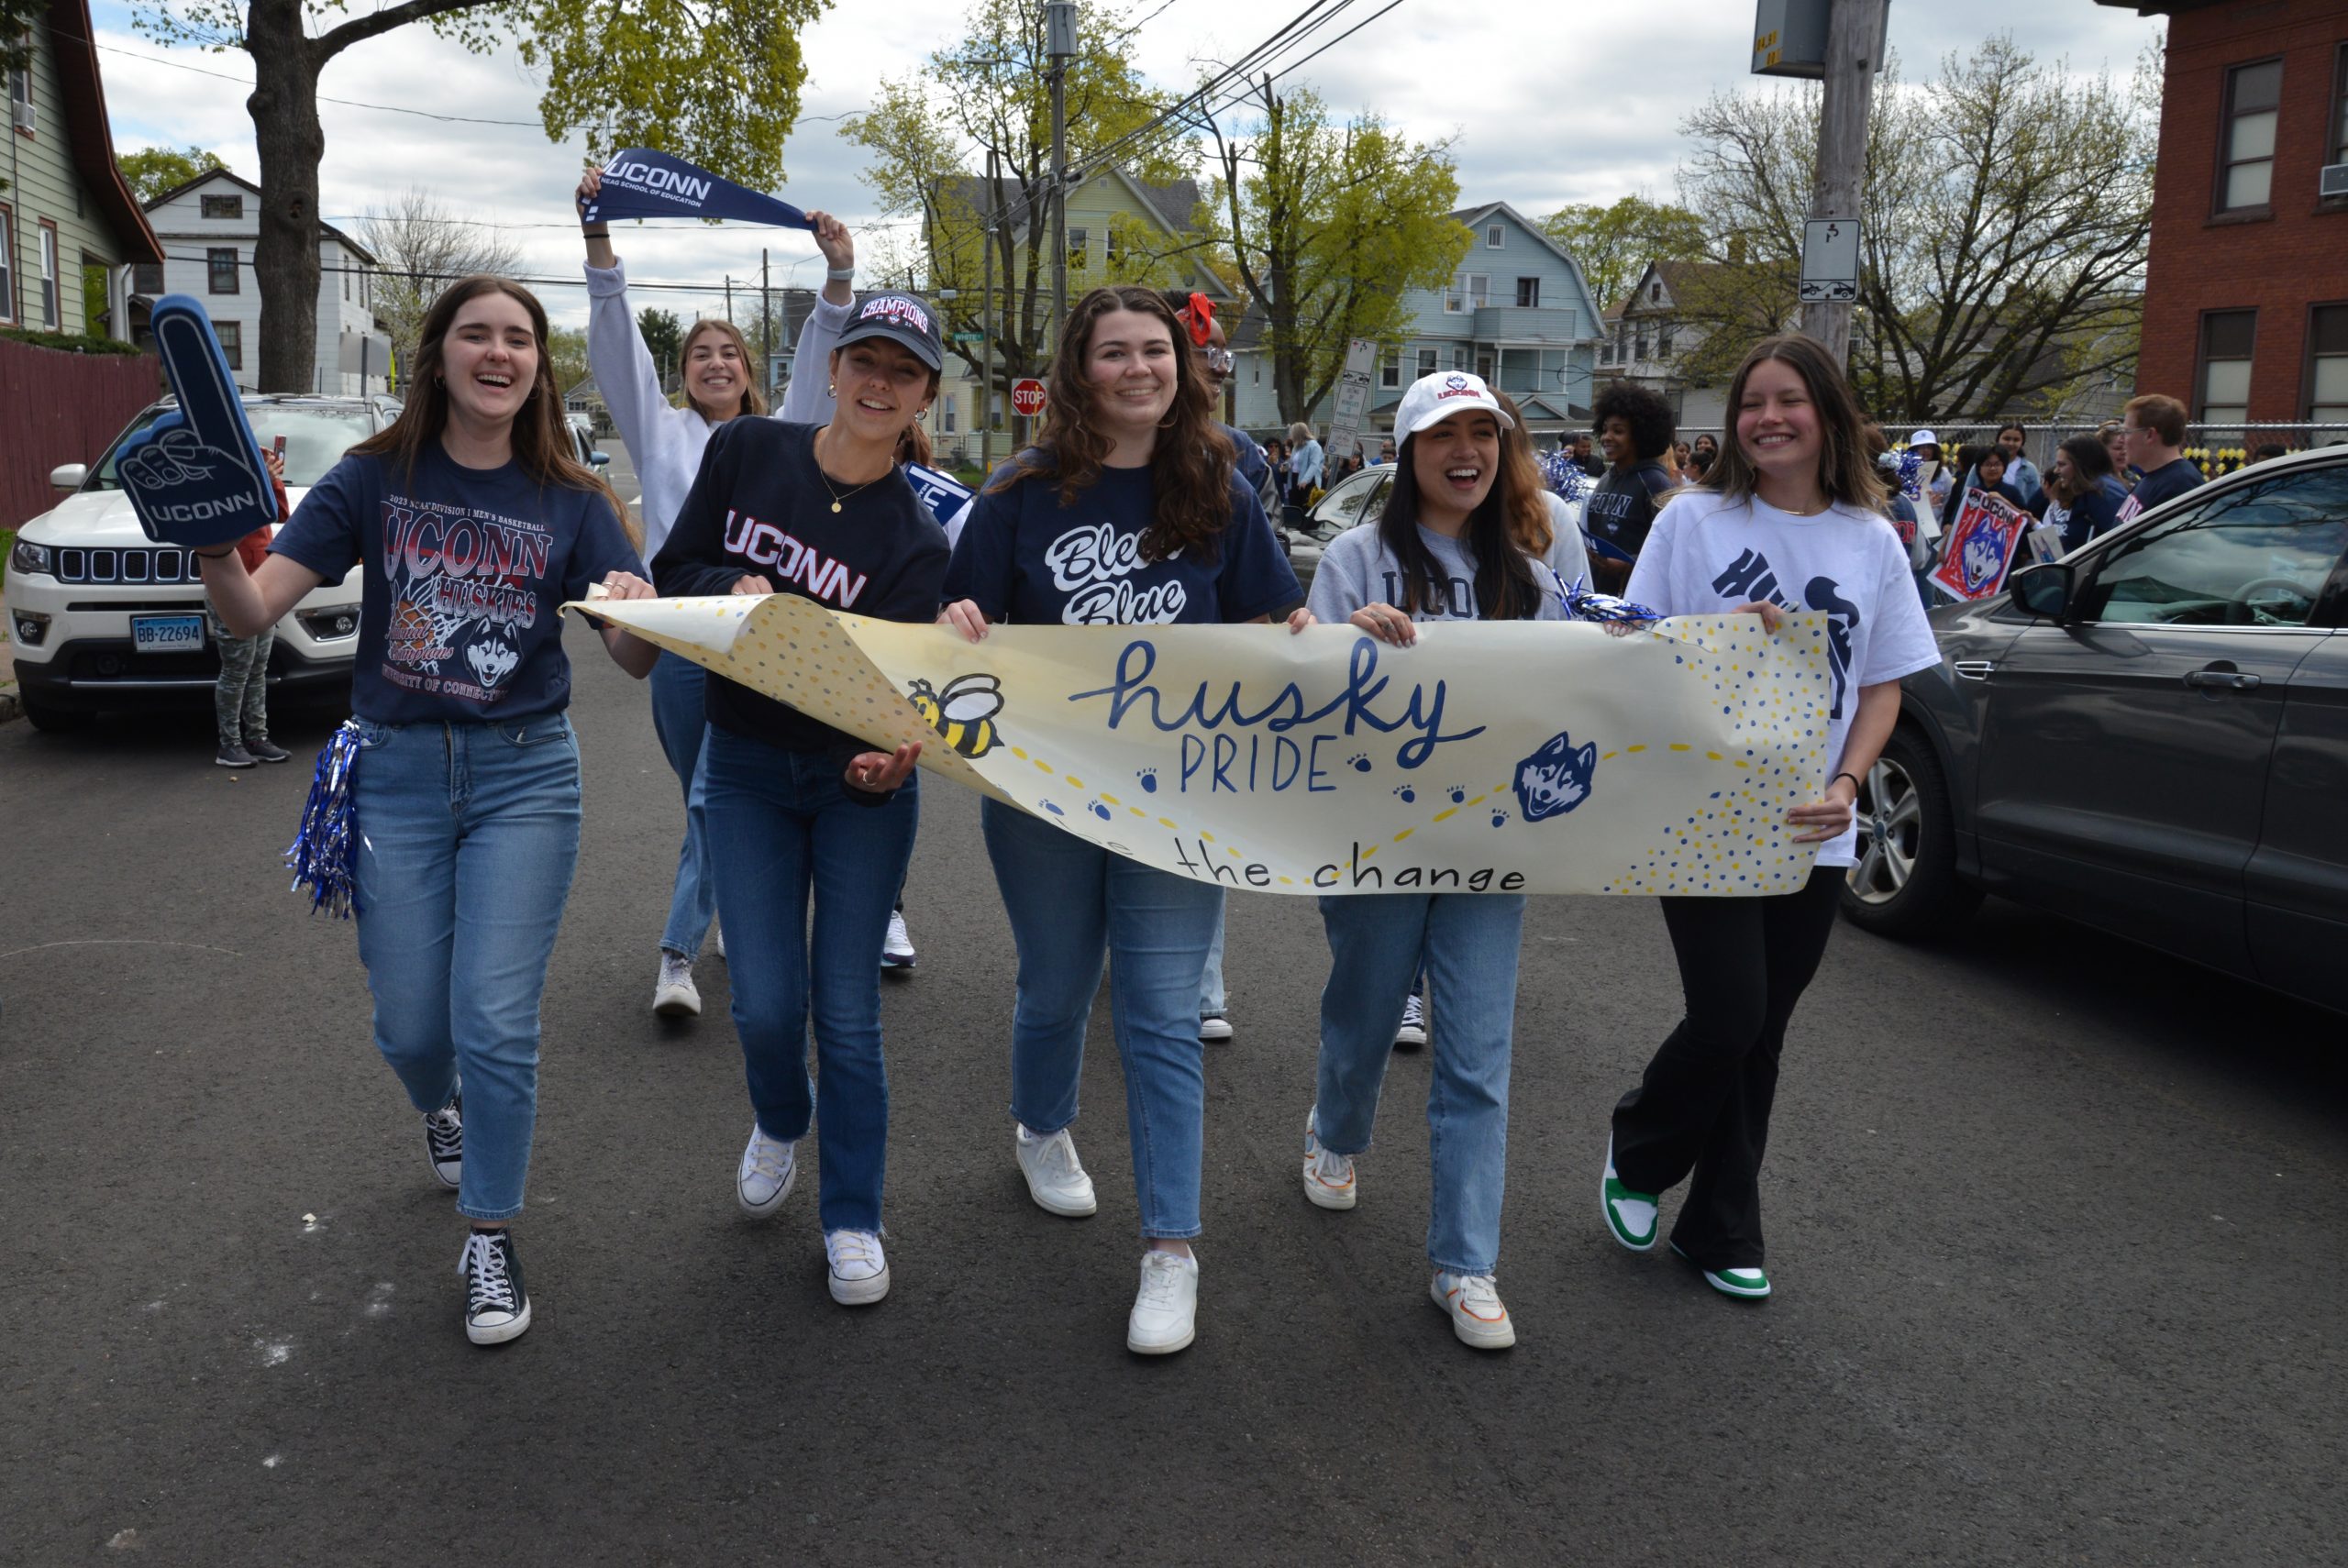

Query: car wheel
[1837,723,1981,938]
[20,692,95,733]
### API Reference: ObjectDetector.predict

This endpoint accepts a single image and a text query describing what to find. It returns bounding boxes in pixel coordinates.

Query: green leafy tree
[1206,81,1469,425]
[547,326,590,394]
[1540,195,1707,315]
[133,0,830,394]
[637,306,683,386]
[117,146,230,205]
[1674,36,2154,421]
[843,0,1198,419]
[0,0,35,79]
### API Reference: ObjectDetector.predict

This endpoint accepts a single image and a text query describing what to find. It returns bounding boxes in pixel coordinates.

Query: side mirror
[50,463,88,491]
[589,449,610,468]
[2009,561,2073,622]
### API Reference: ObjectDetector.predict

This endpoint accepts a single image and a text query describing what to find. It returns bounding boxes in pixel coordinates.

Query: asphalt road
[6,513,2347,1565]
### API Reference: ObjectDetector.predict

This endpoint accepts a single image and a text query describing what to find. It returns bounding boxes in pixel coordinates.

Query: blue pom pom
[1550,573,1660,624]
[284,721,364,918]
[1539,447,1587,503]
[1897,449,1924,502]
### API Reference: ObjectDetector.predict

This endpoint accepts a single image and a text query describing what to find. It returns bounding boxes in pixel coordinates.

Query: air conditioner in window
[2321,163,2348,199]
[12,101,34,135]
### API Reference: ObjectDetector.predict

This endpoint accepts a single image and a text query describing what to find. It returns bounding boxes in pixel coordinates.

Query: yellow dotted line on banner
[1007,744,1291,881]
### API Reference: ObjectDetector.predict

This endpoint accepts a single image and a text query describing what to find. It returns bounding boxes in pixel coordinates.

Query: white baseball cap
[1394,370,1514,443]
[1907,428,1940,448]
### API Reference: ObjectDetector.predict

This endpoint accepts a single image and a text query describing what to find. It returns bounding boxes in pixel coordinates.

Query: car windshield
[85,404,378,491]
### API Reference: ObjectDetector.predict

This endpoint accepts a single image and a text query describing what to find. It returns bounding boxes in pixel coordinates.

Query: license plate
[131,613,206,655]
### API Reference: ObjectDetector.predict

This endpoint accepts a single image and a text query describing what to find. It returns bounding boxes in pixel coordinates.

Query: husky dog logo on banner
[570,590,1841,899]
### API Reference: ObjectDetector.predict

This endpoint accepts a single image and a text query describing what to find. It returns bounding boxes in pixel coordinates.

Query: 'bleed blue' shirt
[947,454,1300,625]
[271,444,643,723]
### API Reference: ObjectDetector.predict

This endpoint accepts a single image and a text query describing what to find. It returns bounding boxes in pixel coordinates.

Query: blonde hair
[680,318,769,422]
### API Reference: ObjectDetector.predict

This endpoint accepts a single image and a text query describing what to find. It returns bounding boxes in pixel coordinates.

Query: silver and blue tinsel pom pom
[1553,574,1660,624]
[1539,447,1588,503]
[284,721,363,918]
[1897,449,1923,502]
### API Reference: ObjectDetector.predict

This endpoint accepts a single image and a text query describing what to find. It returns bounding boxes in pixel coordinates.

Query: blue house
[1229,201,1603,451]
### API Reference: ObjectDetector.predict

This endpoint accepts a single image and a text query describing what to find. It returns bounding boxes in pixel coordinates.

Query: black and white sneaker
[458,1229,532,1345]
[422,1090,462,1191]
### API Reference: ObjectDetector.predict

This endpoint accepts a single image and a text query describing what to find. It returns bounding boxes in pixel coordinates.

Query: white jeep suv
[6,395,393,732]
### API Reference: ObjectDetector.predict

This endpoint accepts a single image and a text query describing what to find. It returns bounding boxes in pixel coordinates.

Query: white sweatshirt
[583,257,848,560]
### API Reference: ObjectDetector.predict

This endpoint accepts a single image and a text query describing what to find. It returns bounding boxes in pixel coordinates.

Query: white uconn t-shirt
[1625,490,1940,867]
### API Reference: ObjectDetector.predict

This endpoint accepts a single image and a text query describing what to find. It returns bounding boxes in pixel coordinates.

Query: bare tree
[1675,36,2154,421]
[357,189,525,387]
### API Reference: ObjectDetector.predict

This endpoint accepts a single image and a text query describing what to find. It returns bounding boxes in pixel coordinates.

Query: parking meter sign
[1012,378,1048,418]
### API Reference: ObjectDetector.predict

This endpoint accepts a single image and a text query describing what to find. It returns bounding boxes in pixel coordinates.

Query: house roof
[39,0,163,264]
[1448,202,1598,302]
[938,169,1202,237]
[143,167,380,263]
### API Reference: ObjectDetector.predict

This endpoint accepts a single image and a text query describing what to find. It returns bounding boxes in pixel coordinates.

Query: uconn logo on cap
[1437,374,1479,400]
[859,296,932,335]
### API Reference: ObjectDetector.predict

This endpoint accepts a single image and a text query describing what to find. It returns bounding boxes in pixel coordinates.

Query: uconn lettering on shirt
[1709,546,1859,718]
[1376,569,1481,620]
[1047,521,1187,624]
[723,509,869,607]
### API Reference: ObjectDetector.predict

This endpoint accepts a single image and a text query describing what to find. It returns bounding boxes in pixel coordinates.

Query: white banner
[574,594,1838,897]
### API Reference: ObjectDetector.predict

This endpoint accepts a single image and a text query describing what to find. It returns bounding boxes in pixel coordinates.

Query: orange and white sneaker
[1430,1270,1515,1350]
[1301,1108,1357,1210]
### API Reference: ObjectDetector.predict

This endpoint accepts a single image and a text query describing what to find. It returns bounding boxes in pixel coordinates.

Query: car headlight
[295,604,362,641]
[8,537,53,576]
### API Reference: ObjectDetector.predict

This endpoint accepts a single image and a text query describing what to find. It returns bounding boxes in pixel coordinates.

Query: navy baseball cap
[836,293,944,372]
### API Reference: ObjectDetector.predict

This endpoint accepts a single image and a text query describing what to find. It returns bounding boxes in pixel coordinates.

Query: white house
[135,169,391,394]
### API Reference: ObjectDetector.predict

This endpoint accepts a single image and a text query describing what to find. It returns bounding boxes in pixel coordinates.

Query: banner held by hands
[117,295,279,551]
[582,149,815,230]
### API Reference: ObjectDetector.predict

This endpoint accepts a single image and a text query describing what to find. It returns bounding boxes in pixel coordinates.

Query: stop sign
[1011,378,1048,418]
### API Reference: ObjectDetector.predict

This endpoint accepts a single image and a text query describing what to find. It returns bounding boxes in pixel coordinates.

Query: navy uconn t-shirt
[946,455,1299,625]
[271,445,642,723]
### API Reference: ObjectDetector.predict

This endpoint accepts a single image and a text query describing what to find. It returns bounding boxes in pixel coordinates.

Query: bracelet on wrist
[194,547,234,560]
[1831,770,1861,795]
[825,265,856,282]
[581,226,610,239]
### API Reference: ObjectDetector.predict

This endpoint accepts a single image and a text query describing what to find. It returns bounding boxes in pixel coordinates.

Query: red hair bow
[1178,292,1215,347]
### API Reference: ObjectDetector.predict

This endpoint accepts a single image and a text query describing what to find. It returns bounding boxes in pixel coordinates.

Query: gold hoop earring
[915,408,928,424]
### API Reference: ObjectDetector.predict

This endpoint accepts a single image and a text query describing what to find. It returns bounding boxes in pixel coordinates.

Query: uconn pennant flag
[582,149,815,230]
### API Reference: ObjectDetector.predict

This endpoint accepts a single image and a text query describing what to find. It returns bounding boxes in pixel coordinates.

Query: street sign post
[1011,378,1049,419]
[1799,217,1860,303]
[1324,338,1379,463]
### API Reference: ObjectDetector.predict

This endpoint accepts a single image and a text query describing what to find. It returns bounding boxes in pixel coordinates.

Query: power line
[81,37,550,126]
[150,247,765,300]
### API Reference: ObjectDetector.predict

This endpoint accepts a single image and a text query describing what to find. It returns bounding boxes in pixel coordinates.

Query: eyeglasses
[1202,347,1235,372]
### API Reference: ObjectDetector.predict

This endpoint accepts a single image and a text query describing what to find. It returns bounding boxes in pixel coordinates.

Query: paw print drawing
[1042,801,1066,817]
[1490,808,1510,828]
[1135,767,1159,794]
[1446,785,1468,804]
[1088,800,1113,821]
[1346,753,1372,772]
[1391,784,1417,803]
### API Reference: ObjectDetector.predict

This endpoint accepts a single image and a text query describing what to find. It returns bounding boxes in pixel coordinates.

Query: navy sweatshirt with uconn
[651,419,948,765]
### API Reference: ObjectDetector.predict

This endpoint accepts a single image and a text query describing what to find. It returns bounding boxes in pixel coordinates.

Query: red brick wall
[0,336,162,530]
[2140,0,2348,419]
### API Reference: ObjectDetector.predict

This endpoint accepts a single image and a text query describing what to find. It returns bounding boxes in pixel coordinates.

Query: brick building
[2109,0,2348,434]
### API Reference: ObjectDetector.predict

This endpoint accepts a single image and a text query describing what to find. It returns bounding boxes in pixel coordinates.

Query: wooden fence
[0,337,161,530]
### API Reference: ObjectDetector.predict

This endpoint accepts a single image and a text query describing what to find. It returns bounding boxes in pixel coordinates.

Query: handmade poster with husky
[1929,490,2030,602]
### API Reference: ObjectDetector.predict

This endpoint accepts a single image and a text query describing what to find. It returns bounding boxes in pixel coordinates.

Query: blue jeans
[648,651,717,959]
[702,724,918,1233]
[1313,892,1526,1275]
[351,713,583,1222]
[982,798,1224,1240]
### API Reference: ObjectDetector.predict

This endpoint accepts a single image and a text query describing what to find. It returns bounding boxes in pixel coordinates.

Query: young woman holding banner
[577,169,869,1020]
[649,293,951,1308]
[1599,335,1938,1301]
[940,285,1300,1355]
[1284,370,1569,1351]
[194,276,660,1345]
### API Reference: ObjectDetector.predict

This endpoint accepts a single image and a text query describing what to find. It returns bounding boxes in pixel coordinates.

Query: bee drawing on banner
[907,673,1004,759]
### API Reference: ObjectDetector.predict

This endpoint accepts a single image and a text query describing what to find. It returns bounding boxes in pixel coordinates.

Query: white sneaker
[1126,1249,1199,1354]
[737,1124,798,1218]
[1301,1107,1357,1210]
[1393,993,1427,1050]
[653,952,701,1018]
[1198,1013,1234,1043]
[1430,1270,1516,1350]
[825,1229,891,1306]
[880,911,916,971]
[1014,1122,1098,1217]
[714,925,725,962]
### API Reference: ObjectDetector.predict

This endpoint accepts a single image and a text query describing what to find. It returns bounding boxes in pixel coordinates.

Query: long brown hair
[1700,334,1885,514]
[987,285,1235,564]
[680,317,768,421]
[356,275,635,546]
[1492,392,1556,558]
[1379,411,1546,622]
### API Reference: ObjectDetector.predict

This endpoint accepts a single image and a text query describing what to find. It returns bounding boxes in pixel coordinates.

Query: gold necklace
[813,430,889,513]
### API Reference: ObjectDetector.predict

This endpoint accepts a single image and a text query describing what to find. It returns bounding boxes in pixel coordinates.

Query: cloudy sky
[85,0,2165,328]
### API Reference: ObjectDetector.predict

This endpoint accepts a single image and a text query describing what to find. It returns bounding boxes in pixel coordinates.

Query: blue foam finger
[117,295,279,549]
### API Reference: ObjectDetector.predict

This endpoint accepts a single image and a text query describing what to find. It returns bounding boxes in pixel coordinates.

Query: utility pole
[1797,0,1880,364]
[982,146,999,474]
[1046,1,1077,351]
[760,248,773,397]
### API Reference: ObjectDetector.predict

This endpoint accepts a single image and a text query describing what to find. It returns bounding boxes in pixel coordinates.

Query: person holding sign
[579,168,862,1020]
[940,285,1300,1355]
[1286,370,1570,1352]
[194,277,660,1345]
[650,293,951,1309]
[1599,335,1937,1303]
